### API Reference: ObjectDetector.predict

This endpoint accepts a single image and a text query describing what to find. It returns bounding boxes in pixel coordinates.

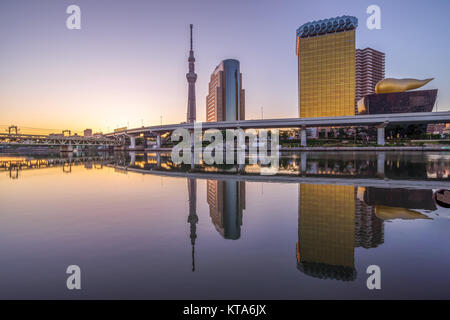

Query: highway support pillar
[129,136,136,149]
[130,152,136,167]
[157,152,161,167]
[300,126,307,147]
[376,122,388,146]
[377,152,385,178]
[301,152,307,173]
[156,134,161,148]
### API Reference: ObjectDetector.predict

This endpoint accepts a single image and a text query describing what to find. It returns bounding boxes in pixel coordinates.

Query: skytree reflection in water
[297,184,437,282]
[187,178,198,272]
[187,178,246,272]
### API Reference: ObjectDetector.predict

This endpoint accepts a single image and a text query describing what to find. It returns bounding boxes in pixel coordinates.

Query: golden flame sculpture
[375,78,434,94]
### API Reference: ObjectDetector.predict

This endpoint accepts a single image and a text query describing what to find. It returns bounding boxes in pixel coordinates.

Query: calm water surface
[1,151,450,299]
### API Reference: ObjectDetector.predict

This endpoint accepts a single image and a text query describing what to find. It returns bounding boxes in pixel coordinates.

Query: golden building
[296,16,358,118]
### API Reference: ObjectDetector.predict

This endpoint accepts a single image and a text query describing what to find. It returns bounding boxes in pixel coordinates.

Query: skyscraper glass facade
[206,59,245,122]
[297,16,357,118]
[224,60,241,121]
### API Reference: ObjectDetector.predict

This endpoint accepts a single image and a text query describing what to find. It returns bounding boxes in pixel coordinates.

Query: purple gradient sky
[0,0,449,133]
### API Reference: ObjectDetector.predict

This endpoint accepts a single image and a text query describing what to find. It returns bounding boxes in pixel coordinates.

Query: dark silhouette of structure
[187,178,198,271]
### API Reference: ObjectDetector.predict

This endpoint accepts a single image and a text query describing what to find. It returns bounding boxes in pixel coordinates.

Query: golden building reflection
[296,184,440,281]
[297,184,385,281]
[207,180,245,240]
[297,184,358,281]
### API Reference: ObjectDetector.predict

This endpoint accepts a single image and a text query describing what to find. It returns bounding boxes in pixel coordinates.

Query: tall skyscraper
[355,48,385,108]
[206,59,245,122]
[296,16,358,118]
[186,24,197,123]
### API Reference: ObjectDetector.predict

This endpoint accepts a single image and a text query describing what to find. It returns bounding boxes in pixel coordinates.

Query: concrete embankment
[140,146,450,152]
[280,146,450,152]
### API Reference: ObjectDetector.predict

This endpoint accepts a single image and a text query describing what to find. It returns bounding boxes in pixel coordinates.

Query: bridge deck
[0,133,121,146]
[106,111,450,136]
[113,165,450,190]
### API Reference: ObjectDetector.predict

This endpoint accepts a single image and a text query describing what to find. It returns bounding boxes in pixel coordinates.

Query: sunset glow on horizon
[1,0,449,134]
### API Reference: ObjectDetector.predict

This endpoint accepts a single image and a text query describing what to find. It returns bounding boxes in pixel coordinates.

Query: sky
[1,0,449,134]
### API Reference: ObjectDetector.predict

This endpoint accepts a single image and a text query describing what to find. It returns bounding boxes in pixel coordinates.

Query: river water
[1,151,449,299]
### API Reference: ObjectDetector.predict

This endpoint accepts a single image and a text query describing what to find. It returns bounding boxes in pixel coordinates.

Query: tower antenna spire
[190,24,193,51]
[186,24,197,123]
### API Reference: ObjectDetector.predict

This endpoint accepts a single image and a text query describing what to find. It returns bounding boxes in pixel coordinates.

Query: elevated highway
[112,165,450,190]
[105,111,450,147]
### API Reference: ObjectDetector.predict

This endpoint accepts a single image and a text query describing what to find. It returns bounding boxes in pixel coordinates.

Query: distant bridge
[105,111,450,147]
[0,133,122,150]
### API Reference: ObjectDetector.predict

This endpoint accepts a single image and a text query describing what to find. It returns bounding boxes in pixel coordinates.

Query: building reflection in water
[297,185,361,281]
[363,187,435,220]
[207,180,245,240]
[279,152,450,181]
[3,153,448,277]
[354,188,384,249]
[1,154,114,180]
[297,184,438,281]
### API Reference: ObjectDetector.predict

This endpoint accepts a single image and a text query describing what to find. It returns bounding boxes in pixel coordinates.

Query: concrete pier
[129,136,136,149]
[60,145,74,152]
[376,123,388,146]
[377,152,385,178]
[301,152,307,173]
[157,152,161,167]
[300,126,307,147]
[130,152,136,167]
